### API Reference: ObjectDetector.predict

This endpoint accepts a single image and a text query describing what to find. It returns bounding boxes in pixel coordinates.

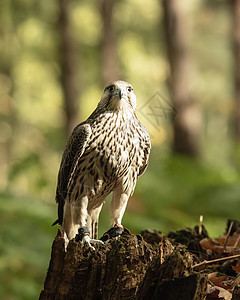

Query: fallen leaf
[215,286,232,300]
[207,284,232,300]
[215,233,240,249]
[200,238,222,253]
[207,285,222,299]
[215,236,226,246]
[232,260,240,272]
[208,272,232,290]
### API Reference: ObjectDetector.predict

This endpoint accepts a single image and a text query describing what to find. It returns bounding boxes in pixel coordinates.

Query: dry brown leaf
[208,272,218,280]
[200,238,222,253]
[215,236,226,246]
[226,233,240,247]
[232,260,240,272]
[207,285,223,299]
[207,284,232,300]
[215,233,240,249]
[215,286,232,300]
[208,272,232,290]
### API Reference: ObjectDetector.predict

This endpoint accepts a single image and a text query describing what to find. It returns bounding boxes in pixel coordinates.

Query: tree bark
[232,0,240,141]
[162,0,201,157]
[58,0,80,136]
[100,0,119,85]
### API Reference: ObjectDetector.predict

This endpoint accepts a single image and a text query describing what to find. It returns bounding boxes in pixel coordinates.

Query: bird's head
[99,80,137,112]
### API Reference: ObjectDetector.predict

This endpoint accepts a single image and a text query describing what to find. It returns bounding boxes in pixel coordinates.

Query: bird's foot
[81,235,104,250]
[100,224,124,242]
[75,227,104,250]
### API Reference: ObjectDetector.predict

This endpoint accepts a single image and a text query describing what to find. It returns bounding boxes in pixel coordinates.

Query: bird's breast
[68,112,147,204]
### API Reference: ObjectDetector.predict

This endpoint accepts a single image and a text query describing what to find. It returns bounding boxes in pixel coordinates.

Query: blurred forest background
[1,0,240,299]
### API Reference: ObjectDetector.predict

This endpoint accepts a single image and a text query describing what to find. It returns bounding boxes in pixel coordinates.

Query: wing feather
[53,123,91,225]
[138,124,151,177]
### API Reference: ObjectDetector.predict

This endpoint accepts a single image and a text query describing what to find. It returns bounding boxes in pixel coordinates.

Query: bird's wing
[53,123,92,225]
[138,124,151,177]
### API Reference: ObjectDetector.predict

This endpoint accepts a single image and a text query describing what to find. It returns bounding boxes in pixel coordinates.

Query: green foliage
[132,148,240,237]
[0,193,55,300]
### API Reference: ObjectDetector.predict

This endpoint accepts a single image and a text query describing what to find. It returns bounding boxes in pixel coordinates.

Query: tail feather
[52,219,59,226]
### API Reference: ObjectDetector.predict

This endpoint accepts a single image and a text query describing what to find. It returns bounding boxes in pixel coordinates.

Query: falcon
[53,80,151,249]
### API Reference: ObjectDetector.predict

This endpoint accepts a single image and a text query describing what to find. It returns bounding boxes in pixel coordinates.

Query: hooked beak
[117,89,122,99]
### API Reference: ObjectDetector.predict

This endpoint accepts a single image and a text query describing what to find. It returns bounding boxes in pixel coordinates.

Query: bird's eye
[127,87,133,93]
[107,85,115,93]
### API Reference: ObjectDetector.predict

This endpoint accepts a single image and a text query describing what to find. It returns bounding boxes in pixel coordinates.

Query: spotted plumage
[54,80,151,248]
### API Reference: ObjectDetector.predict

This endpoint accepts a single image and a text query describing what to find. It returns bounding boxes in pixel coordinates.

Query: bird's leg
[88,204,103,239]
[100,187,128,241]
[110,188,129,227]
[73,196,103,249]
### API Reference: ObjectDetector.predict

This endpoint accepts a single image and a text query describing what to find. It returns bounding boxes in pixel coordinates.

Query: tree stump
[39,229,207,300]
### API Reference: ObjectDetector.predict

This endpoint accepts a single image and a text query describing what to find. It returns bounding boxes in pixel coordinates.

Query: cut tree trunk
[39,229,207,300]
[162,0,201,157]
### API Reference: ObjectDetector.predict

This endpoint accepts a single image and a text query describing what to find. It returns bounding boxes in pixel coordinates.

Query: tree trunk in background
[162,0,201,157]
[232,0,240,141]
[100,0,119,85]
[58,0,80,136]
